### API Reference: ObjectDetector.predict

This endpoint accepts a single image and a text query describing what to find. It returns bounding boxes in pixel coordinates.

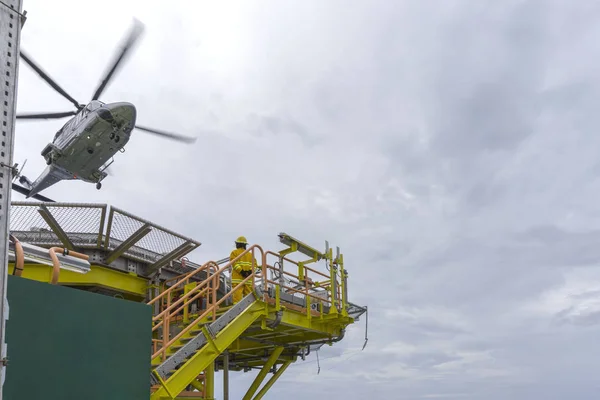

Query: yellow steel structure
[8,233,365,399]
[7,262,148,301]
[147,234,361,399]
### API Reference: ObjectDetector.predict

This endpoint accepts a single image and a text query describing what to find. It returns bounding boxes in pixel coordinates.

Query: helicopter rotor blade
[134,125,197,144]
[20,50,82,110]
[91,19,144,101]
[16,111,77,120]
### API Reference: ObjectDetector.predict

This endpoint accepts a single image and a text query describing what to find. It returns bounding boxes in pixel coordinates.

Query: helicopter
[14,19,197,199]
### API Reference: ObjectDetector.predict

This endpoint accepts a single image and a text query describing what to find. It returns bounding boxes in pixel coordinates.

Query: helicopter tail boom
[26,165,74,199]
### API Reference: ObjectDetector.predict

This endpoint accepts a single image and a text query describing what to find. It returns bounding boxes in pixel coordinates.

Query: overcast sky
[10,0,600,399]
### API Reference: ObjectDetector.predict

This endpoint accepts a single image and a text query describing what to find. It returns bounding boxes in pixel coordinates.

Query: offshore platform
[6,202,367,399]
[0,2,367,399]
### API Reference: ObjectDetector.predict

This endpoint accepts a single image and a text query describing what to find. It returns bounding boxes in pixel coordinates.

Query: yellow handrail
[151,245,265,360]
[262,250,342,316]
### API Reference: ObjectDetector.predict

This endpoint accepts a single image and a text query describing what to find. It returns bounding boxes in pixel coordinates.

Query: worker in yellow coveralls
[230,236,259,303]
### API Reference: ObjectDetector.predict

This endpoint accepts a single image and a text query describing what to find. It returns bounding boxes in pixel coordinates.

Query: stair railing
[148,260,219,312]
[151,284,212,333]
[261,250,339,316]
[150,245,265,361]
[162,258,222,290]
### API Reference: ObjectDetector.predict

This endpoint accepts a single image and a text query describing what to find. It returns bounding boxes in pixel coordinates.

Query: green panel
[4,275,152,400]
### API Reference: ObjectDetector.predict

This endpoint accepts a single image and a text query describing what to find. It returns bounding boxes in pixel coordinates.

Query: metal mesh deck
[9,202,201,269]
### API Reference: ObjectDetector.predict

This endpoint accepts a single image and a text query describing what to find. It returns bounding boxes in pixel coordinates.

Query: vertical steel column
[205,363,214,400]
[223,351,229,400]
[0,1,23,398]
[328,249,338,314]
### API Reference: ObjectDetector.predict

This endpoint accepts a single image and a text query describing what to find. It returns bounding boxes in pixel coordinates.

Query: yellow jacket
[230,248,259,276]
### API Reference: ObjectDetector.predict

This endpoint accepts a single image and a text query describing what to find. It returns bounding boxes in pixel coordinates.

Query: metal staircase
[145,238,367,399]
[148,246,268,400]
[150,293,264,400]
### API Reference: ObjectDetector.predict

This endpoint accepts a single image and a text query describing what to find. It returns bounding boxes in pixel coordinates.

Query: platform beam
[38,205,75,250]
[243,346,283,400]
[253,361,292,400]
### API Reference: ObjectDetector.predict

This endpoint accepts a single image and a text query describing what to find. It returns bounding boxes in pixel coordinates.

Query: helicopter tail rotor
[9,159,51,201]
[12,158,27,183]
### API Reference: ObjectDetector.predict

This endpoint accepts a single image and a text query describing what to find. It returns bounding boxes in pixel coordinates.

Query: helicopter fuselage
[46,100,136,180]
[26,101,137,198]
[15,19,196,200]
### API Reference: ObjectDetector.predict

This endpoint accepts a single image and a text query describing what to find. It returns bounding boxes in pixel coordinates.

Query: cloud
[11,0,600,399]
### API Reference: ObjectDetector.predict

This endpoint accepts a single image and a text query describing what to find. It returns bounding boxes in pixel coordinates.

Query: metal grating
[8,202,201,266]
[10,202,106,247]
[105,207,200,264]
[105,209,184,254]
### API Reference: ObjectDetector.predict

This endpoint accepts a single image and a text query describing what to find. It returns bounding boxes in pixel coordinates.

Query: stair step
[151,294,258,400]
[167,364,204,376]
[169,343,203,354]
[175,391,206,398]
[151,386,206,397]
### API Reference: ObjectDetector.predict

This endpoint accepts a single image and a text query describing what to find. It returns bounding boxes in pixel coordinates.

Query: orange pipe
[163,258,219,286]
[48,247,90,285]
[152,287,210,332]
[9,235,24,277]
[149,261,218,306]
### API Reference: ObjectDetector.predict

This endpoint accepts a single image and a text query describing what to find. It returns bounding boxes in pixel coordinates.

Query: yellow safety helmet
[235,236,248,245]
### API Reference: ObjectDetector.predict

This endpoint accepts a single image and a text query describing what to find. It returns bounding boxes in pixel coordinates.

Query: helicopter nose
[104,102,137,128]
